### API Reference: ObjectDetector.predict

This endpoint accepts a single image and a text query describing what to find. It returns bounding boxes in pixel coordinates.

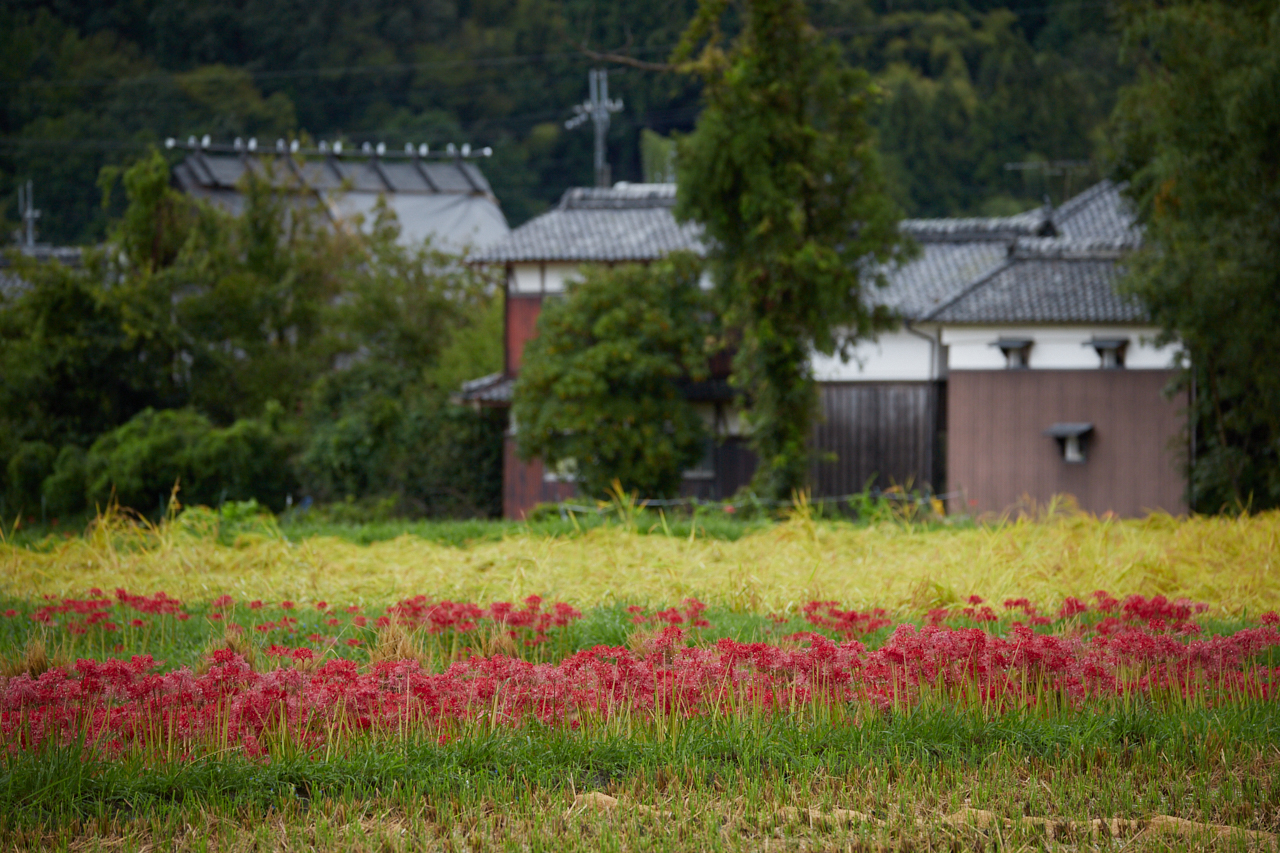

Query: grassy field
[2,506,1279,851]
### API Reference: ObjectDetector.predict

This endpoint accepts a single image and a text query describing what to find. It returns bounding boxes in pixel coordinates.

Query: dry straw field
[4,506,1277,616]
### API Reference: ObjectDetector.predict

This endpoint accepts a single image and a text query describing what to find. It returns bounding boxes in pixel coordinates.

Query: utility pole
[1004,160,1092,205]
[16,180,40,247]
[566,69,623,188]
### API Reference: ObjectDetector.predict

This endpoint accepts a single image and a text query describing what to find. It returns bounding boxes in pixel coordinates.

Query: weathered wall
[947,369,1186,517]
[505,295,543,374]
[810,382,943,496]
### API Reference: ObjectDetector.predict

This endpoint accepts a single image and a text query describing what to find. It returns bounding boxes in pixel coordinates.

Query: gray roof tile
[456,372,513,404]
[473,179,1144,324]
[1052,179,1141,241]
[472,183,704,263]
[928,251,1147,324]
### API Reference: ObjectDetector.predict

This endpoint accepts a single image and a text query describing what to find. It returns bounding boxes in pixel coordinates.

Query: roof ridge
[921,256,1016,322]
[1012,235,1139,260]
[1052,179,1117,225]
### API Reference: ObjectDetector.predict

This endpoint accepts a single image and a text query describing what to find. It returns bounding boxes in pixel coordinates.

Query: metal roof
[173,152,510,251]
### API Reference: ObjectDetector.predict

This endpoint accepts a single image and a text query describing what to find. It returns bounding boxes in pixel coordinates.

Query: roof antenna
[566,68,623,188]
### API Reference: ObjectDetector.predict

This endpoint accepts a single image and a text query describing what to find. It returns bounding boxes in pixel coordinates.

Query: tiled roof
[472,184,704,263]
[925,182,1147,325]
[899,206,1053,243]
[472,179,1143,324]
[874,241,1011,319]
[1052,180,1141,241]
[455,372,513,404]
[0,246,84,299]
[927,244,1147,324]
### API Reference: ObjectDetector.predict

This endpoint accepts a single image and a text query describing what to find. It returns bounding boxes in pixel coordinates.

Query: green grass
[4,704,1277,849]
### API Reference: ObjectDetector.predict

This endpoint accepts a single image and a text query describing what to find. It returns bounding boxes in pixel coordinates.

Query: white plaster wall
[809,329,937,382]
[510,263,540,294]
[942,325,1180,370]
[509,262,585,294]
[542,263,581,293]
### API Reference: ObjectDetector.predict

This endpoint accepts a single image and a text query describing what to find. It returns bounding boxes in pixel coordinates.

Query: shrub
[5,442,57,514]
[513,254,711,500]
[86,407,294,515]
[41,445,88,516]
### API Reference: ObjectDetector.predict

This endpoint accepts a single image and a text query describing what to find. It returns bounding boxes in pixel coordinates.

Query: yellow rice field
[3,508,1277,615]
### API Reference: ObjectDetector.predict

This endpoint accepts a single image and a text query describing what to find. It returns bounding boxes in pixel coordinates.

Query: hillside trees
[5,1,1132,243]
[1111,0,1280,512]
[673,0,910,500]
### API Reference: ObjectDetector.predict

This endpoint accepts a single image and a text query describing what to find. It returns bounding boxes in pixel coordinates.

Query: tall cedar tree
[1111,0,1280,512]
[673,0,909,500]
[513,254,710,500]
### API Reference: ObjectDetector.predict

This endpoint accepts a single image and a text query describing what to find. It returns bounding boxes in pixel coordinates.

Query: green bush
[189,405,295,511]
[513,255,711,499]
[5,441,56,515]
[41,445,88,516]
[85,407,294,515]
[86,409,212,513]
[298,364,503,517]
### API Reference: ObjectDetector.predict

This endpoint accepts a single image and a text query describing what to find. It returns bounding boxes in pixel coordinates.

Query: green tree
[513,254,711,500]
[1110,0,1280,512]
[672,0,909,500]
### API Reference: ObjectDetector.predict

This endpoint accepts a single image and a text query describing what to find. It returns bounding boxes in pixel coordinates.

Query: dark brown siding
[947,370,1186,517]
[503,436,576,519]
[506,295,543,374]
[810,382,941,495]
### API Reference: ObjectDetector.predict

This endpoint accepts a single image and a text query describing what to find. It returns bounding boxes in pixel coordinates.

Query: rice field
[4,505,1278,615]
[2,506,1279,851]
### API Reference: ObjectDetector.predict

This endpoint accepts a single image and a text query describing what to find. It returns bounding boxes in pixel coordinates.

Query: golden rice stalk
[2,508,1278,615]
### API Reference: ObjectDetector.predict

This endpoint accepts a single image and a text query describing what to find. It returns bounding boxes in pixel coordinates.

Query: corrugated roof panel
[377,161,431,193]
[422,162,475,193]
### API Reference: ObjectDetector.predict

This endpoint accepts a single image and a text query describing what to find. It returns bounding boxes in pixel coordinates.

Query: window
[1044,423,1094,464]
[1086,337,1128,369]
[991,337,1033,369]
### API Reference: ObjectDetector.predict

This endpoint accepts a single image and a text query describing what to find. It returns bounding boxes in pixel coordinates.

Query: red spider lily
[3,616,1276,761]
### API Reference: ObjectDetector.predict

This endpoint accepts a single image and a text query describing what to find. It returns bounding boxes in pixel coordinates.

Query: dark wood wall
[809,382,942,496]
[947,369,1186,517]
[503,436,575,519]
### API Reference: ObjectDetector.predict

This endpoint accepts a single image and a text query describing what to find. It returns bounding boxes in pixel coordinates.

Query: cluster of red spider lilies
[2,590,1277,759]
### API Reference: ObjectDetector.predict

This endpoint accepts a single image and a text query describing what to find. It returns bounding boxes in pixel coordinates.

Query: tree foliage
[0,150,504,518]
[1111,0,1280,512]
[673,0,909,499]
[513,254,711,500]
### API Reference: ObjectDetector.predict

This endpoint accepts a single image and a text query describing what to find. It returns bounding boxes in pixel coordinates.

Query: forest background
[0,0,1145,522]
[2,0,1124,242]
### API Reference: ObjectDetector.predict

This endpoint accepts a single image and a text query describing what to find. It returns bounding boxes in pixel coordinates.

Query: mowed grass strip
[2,509,1278,615]
[4,706,1278,851]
